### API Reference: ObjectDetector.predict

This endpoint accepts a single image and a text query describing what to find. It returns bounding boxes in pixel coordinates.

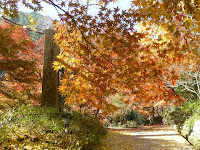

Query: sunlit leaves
[50,0,200,113]
[28,16,37,31]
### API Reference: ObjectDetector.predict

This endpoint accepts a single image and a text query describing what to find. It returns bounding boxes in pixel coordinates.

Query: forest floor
[98,124,194,150]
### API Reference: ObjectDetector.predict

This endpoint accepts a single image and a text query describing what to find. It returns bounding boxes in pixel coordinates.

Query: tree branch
[48,0,116,67]
[195,72,200,95]
[181,83,200,99]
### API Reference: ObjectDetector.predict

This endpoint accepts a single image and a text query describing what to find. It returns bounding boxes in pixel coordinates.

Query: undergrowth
[0,104,107,150]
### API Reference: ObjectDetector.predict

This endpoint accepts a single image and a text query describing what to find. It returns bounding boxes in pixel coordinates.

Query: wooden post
[42,29,59,107]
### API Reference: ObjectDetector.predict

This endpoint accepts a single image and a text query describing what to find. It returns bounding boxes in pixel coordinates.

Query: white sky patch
[109,0,132,10]
[18,2,60,19]
[18,0,132,20]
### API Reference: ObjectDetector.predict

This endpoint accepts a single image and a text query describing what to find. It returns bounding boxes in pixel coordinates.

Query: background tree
[0,21,43,103]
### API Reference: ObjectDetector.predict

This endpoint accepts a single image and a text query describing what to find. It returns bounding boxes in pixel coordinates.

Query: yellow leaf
[99,1,103,5]
[70,32,75,36]
[29,18,36,25]
[71,57,75,63]
[53,61,59,66]
[69,74,74,79]
[53,61,60,71]
[57,54,64,59]
[77,35,82,41]
[132,0,141,5]
[54,67,60,72]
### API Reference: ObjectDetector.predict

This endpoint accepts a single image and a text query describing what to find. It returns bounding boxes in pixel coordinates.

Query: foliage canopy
[1,0,200,112]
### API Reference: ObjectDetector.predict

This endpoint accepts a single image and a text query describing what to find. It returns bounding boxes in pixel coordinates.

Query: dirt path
[98,125,194,150]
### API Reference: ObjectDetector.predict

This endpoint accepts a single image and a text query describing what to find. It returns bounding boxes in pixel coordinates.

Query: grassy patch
[0,104,107,149]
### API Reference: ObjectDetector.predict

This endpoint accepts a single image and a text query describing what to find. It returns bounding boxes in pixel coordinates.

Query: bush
[69,112,107,150]
[181,113,200,138]
[163,101,200,130]
[0,105,107,150]
[112,113,126,125]
[125,109,147,126]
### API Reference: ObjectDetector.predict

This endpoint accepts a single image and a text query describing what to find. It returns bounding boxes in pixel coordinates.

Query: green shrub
[163,101,200,130]
[184,113,200,130]
[112,113,126,125]
[0,105,107,150]
[181,113,200,148]
[125,109,147,126]
[69,112,107,150]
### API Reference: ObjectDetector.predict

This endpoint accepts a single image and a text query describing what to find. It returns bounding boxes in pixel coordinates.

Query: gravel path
[98,125,194,150]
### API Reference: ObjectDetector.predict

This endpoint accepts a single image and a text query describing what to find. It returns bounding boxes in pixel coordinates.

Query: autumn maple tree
[52,0,194,113]
[0,21,43,102]
[1,0,200,113]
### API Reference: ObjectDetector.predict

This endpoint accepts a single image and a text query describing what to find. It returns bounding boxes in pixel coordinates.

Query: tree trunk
[42,29,59,107]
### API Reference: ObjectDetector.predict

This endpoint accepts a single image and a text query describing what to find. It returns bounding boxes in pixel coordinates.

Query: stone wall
[179,119,200,150]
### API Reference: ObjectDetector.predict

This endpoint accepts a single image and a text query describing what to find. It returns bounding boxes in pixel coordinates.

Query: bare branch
[181,83,200,99]
[194,74,200,95]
